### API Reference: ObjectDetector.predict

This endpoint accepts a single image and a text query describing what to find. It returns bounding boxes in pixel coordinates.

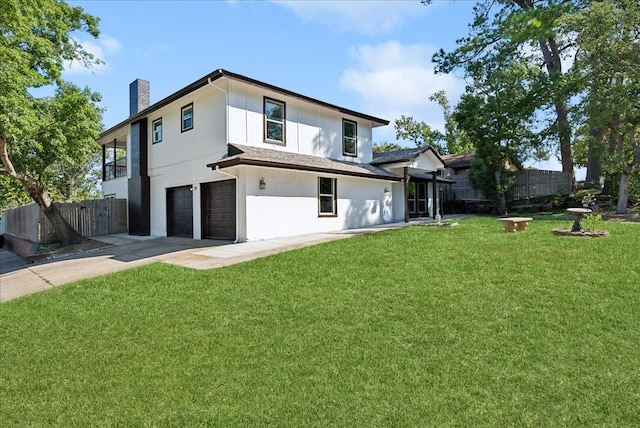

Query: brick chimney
[129,79,150,116]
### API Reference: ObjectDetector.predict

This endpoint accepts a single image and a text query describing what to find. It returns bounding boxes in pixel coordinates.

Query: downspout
[208,78,240,243]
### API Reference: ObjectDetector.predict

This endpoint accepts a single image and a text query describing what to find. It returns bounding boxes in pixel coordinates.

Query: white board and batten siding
[226,80,374,163]
[239,167,394,241]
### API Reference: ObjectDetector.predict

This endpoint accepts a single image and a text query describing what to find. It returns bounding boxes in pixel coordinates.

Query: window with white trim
[181,103,193,132]
[343,119,357,156]
[318,177,337,216]
[264,98,285,144]
[152,118,162,143]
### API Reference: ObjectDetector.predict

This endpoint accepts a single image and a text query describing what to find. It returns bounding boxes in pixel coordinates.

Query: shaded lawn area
[1,216,639,426]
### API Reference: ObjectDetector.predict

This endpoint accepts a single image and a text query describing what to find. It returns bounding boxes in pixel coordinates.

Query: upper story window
[343,119,357,156]
[318,177,337,216]
[264,98,285,145]
[181,103,193,132]
[152,118,162,143]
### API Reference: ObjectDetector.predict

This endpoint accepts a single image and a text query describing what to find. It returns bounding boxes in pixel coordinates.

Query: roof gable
[372,147,445,171]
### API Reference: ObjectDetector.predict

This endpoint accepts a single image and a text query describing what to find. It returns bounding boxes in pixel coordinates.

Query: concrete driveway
[1,221,422,303]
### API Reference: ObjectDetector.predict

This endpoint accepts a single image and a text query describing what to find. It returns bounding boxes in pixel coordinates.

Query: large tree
[564,0,640,213]
[454,62,542,214]
[0,0,102,245]
[427,0,583,189]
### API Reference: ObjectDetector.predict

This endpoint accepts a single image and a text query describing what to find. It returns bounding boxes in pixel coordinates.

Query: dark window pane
[266,121,283,141]
[418,182,426,198]
[344,137,356,155]
[265,101,283,120]
[344,121,356,137]
[320,196,334,213]
[408,182,416,198]
[319,177,333,194]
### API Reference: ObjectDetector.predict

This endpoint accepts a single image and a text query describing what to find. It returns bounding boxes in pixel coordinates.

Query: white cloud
[272,0,427,35]
[340,41,466,144]
[64,35,122,75]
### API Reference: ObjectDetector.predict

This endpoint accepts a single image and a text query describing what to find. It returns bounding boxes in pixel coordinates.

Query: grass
[1,215,639,426]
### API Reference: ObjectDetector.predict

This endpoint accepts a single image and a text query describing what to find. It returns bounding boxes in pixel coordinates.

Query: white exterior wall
[391,181,406,222]
[145,84,229,238]
[227,81,374,163]
[100,76,391,240]
[101,176,128,199]
[237,166,393,241]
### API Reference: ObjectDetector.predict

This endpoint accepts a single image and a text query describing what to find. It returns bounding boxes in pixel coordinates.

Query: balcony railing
[103,158,127,181]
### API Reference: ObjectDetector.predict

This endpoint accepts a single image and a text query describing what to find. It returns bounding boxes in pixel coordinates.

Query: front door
[202,180,236,240]
[166,186,193,238]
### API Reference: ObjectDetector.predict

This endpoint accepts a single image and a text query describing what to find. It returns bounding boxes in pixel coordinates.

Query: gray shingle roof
[371,146,446,166]
[207,144,401,181]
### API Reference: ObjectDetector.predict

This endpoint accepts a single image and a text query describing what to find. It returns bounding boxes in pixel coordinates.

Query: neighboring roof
[371,147,446,167]
[207,144,401,181]
[440,152,475,169]
[99,69,389,141]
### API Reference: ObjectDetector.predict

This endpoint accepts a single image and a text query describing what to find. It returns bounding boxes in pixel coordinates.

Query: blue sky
[63,0,566,172]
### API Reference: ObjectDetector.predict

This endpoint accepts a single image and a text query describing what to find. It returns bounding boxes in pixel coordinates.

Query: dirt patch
[552,229,610,238]
[30,239,111,263]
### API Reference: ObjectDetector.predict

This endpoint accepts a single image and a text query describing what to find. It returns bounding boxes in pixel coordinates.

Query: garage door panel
[167,186,193,238]
[202,180,236,240]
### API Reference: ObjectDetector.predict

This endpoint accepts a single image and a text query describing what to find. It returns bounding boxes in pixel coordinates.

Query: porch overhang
[371,146,445,174]
[97,124,128,149]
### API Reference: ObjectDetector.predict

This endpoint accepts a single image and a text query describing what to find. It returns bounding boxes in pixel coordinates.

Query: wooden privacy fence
[2,199,127,244]
[507,169,572,199]
[446,170,572,201]
[447,175,486,200]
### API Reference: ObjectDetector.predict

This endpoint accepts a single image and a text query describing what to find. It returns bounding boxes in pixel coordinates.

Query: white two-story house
[98,69,447,241]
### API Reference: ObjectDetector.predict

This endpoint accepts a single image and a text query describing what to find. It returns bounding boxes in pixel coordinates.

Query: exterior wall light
[259,178,266,190]
[384,187,390,194]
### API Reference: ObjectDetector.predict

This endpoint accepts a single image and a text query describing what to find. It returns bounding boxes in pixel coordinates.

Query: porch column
[112,138,117,180]
[432,172,437,219]
[404,167,410,223]
[102,143,106,181]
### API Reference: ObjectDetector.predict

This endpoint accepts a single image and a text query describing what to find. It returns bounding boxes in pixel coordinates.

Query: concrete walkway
[0,218,462,303]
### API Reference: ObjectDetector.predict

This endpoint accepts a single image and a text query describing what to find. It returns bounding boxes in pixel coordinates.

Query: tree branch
[0,133,18,178]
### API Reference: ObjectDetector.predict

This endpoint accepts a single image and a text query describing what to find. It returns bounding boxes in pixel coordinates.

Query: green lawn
[2,215,639,426]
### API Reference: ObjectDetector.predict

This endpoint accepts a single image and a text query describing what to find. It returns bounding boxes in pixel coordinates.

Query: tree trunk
[2,133,84,246]
[616,127,640,214]
[556,102,576,189]
[24,180,84,246]
[538,37,576,190]
[495,170,507,215]
[617,173,630,214]
[585,129,604,190]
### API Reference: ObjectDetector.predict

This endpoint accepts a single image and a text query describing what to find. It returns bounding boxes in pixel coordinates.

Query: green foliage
[430,0,583,182]
[372,141,403,153]
[0,175,31,213]
[2,218,640,425]
[394,115,445,153]
[562,0,640,211]
[630,174,640,204]
[454,61,544,211]
[1,0,103,211]
[429,90,474,154]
